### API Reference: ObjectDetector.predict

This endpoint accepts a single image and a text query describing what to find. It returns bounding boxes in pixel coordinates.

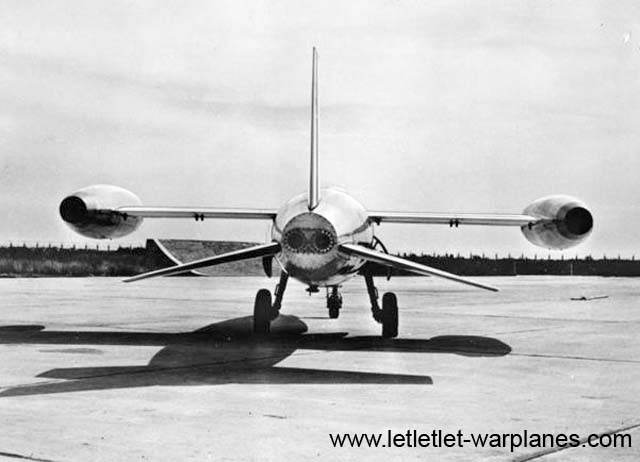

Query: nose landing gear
[327,286,343,319]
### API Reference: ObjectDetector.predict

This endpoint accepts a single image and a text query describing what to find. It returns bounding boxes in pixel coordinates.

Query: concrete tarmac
[0,276,638,461]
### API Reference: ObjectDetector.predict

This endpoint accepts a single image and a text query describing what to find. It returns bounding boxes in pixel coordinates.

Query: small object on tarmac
[570,295,609,301]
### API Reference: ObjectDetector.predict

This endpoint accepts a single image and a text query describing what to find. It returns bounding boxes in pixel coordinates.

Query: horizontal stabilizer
[339,244,498,292]
[125,242,281,282]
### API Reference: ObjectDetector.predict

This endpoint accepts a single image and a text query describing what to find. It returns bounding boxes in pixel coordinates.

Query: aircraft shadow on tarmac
[0,315,511,397]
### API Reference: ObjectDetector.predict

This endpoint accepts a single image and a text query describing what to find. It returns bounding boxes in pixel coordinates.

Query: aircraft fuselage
[272,188,374,287]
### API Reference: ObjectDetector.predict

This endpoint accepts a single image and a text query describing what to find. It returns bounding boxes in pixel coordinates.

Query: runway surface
[0,276,638,461]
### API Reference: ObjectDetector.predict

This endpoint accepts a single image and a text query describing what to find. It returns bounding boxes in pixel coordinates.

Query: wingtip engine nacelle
[59,184,143,239]
[521,195,593,250]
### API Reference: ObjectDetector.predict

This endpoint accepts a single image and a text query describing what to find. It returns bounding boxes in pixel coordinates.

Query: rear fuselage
[271,188,374,287]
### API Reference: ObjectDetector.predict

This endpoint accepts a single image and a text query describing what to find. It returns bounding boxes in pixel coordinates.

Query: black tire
[253,289,272,334]
[327,294,341,319]
[328,306,340,319]
[381,292,398,338]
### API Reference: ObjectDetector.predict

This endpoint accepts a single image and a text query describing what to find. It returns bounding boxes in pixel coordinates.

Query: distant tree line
[365,254,640,277]
[0,241,638,277]
[0,242,163,277]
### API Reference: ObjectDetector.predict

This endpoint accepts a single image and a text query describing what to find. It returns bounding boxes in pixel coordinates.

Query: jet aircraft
[59,48,594,338]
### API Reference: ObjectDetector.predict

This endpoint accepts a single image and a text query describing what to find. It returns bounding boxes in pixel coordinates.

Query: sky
[1,0,639,257]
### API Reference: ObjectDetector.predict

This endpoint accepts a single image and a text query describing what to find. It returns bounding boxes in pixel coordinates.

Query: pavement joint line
[510,352,640,364]
[513,421,640,461]
[490,327,561,335]
[428,312,640,324]
[97,295,225,302]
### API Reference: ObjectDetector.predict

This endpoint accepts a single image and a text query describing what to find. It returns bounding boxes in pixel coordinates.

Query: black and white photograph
[0,0,638,460]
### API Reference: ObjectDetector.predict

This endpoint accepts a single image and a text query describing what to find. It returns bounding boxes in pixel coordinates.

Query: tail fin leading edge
[309,47,319,210]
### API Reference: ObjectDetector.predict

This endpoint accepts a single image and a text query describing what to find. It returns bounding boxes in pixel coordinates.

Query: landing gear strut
[364,272,398,338]
[327,286,342,319]
[271,272,289,319]
[253,271,289,334]
[364,272,381,322]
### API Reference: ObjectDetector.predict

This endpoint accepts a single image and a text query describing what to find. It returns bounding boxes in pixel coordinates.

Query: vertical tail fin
[309,47,319,210]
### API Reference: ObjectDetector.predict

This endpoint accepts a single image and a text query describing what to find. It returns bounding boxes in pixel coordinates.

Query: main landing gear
[253,271,289,334]
[253,271,398,339]
[364,272,398,338]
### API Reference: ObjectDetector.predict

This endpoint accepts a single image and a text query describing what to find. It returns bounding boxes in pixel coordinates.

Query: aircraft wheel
[253,289,272,334]
[327,294,341,319]
[381,292,398,338]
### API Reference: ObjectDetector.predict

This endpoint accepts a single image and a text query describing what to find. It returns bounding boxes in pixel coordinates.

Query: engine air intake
[564,207,593,236]
[59,196,88,224]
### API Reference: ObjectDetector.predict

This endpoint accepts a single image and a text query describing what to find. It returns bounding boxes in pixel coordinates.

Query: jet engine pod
[59,184,143,239]
[521,195,593,250]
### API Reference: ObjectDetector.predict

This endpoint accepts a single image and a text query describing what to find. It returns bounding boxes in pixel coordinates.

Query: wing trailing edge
[368,212,538,227]
[124,242,281,282]
[339,244,498,292]
[117,206,277,220]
